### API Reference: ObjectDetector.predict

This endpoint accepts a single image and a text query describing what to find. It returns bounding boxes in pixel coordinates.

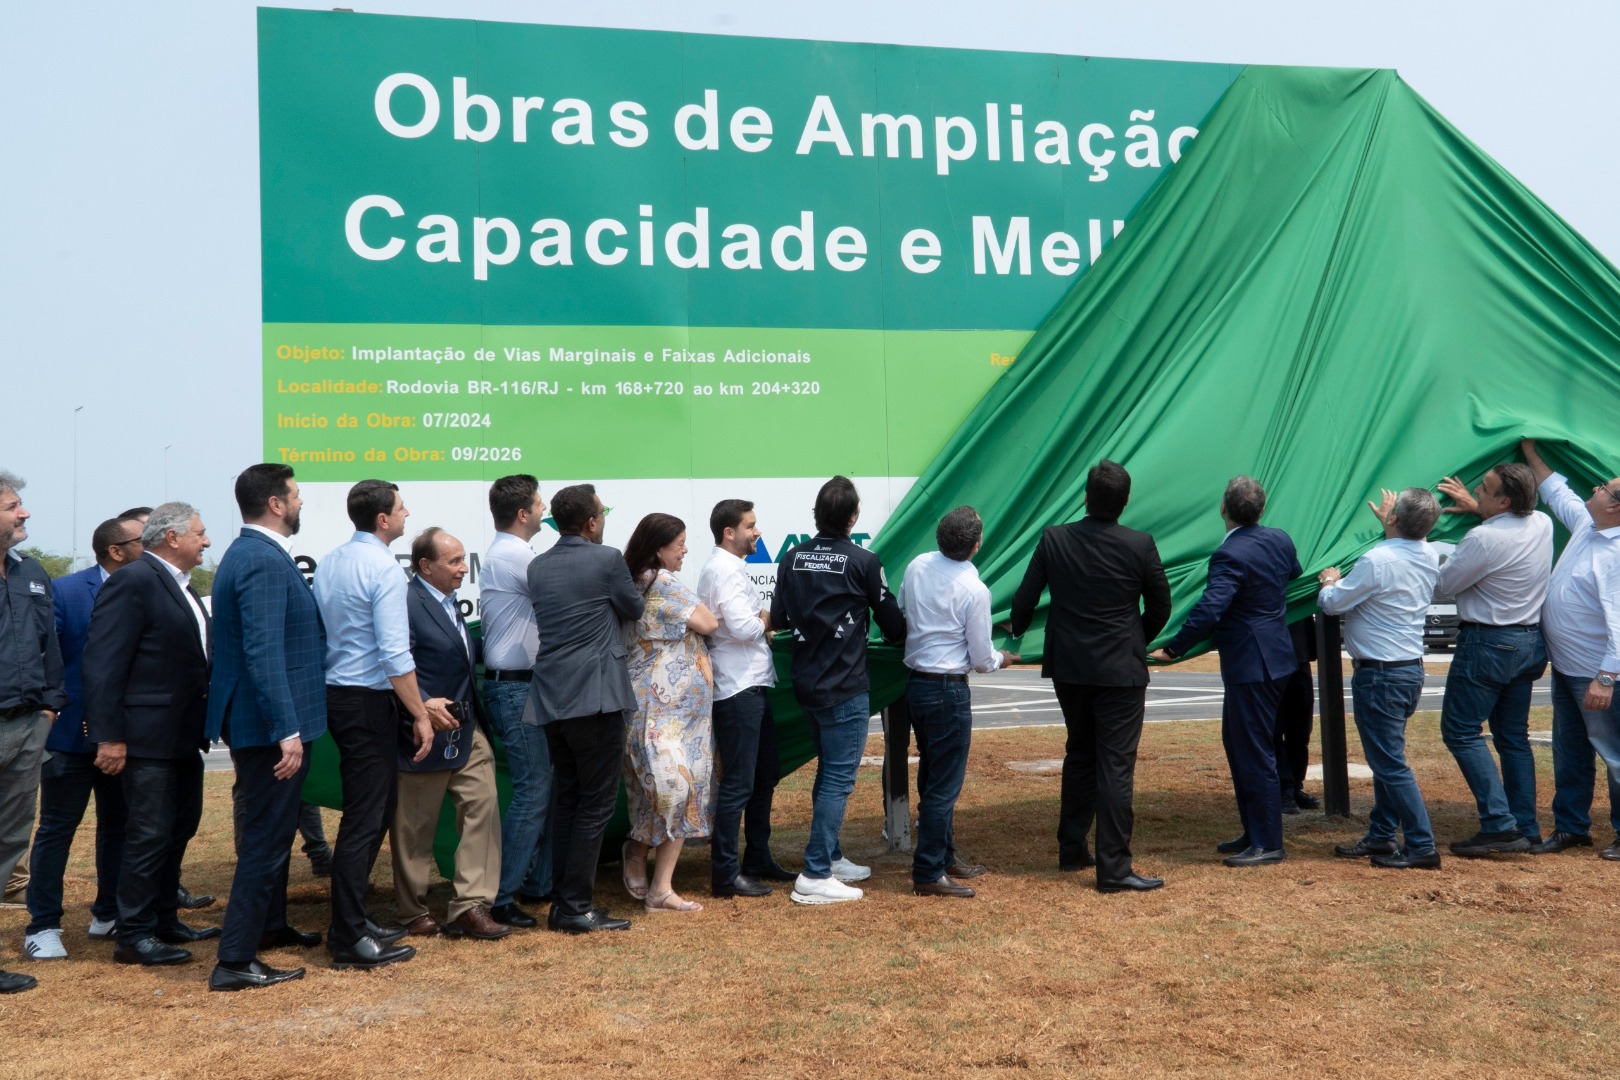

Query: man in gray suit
[527,484,645,933]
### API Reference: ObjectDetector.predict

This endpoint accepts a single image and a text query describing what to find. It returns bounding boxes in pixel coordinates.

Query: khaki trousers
[390,726,502,922]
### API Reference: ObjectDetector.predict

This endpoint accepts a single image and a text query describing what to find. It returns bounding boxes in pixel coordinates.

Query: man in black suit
[527,484,645,934]
[391,528,508,941]
[85,501,219,965]
[1010,461,1172,892]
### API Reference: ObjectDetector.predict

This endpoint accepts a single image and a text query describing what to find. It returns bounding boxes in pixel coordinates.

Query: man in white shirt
[1435,461,1552,855]
[900,507,1015,899]
[1520,440,1620,859]
[697,499,793,899]
[1318,488,1443,869]
[479,475,550,928]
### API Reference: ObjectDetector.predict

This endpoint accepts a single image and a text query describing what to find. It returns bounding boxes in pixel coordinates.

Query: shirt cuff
[381,653,416,679]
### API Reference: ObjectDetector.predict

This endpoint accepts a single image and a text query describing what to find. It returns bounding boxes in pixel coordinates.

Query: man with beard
[206,465,328,990]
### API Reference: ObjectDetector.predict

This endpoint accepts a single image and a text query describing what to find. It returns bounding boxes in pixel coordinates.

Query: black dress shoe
[364,919,408,945]
[0,968,38,994]
[176,886,216,910]
[114,936,192,966]
[1097,872,1165,893]
[1216,834,1252,855]
[712,875,773,898]
[1371,848,1442,870]
[490,902,538,928]
[328,935,416,970]
[1058,852,1097,872]
[1293,790,1322,811]
[306,847,334,877]
[156,920,222,943]
[1603,836,1620,861]
[1334,837,1398,859]
[517,892,552,905]
[1449,829,1531,857]
[1223,846,1287,867]
[209,960,306,991]
[1528,829,1593,855]
[743,859,797,883]
[550,910,632,934]
[260,926,322,949]
[1280,793,1301,815]
[914,875,975,898]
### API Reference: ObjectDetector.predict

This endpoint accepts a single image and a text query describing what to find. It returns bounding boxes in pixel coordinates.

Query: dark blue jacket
[402,575,486,772]
[1165,525,1302,685]
[206,528,327,748]
[49,564,104,754]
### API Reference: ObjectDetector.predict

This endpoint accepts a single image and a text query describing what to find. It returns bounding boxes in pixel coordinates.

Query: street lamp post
[72,405,84,567]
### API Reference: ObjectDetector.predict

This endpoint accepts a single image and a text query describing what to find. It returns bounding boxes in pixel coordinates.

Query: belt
[1351,658,1424,670]
[486,669,533,682]
[1458,621,1541,631]
[0,703,43,721]
[908,671,969,684]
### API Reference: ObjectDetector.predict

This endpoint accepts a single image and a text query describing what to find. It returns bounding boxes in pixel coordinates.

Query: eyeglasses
[1601,482,1620,504]
[442,725,462,761]
[113,538,144,548]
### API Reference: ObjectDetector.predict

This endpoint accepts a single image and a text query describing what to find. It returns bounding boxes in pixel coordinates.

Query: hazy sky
[4,1,1617,557]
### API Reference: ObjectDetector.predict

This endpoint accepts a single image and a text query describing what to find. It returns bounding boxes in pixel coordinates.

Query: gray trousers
[0,712,50,889]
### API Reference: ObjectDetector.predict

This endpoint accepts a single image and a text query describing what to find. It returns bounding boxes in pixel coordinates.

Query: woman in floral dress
[621,513,719,912]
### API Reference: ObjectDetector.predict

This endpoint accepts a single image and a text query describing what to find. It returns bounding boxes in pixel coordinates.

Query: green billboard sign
[259,8,1240,481]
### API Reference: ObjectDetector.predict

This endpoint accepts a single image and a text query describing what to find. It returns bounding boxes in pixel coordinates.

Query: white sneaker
[23,928,67,960]
[87,916,117,940]
[830,857,871,883]
[791,874,864,905]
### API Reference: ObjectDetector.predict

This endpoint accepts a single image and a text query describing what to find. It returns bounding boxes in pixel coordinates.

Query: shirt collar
[144,550,189,586]
[710,545,744,568]
[490,530,531,550]
[353,530,392,551]
[97,565,111,584]
[418,576,455,608]
[244,523,294,554]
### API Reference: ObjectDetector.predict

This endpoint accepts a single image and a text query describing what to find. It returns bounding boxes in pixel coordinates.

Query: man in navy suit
[206,465,328,991]
[22,516,142,961]
[84,502,218,964]
[1152,476,1302,866]
[390,528,507,941]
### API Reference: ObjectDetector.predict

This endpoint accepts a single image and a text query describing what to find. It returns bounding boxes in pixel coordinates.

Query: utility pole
[71,406,84,567]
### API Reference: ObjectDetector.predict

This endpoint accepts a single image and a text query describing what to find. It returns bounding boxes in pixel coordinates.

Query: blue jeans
[485,679,553,905]
[1351,665,1435,853]
[1439,624,1546,837]
[26,750,127,933]
[1549,669,1620,839]
[801,693,869,880]
[906,677,973,884]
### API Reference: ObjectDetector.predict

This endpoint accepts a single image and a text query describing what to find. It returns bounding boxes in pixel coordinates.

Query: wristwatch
[1598,673,1616,688]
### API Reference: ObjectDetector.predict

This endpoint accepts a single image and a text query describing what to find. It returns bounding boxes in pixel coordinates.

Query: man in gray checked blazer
[526,484,644,934]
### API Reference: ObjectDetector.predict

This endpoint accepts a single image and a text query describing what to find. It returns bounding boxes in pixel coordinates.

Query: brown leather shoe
[913,875,975,898]
[947,859,988,879]
[444,905,513,940]
[403,914,441,936]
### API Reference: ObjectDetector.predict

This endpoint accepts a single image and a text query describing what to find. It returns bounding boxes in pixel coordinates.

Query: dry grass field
[3,710,1617,1079]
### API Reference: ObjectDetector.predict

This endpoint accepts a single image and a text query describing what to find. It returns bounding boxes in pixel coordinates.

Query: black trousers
[1224,678,1289,852]
[218,742,312,963]
[710,688,781,887]
[326,686,400,947]
[545,711,626,918]
[1053,682,1147,881]
[117,754,203,943]
[1274,663,1314,795]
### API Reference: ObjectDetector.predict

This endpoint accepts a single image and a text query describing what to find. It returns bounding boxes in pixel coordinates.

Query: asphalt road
[204,653,1552,771]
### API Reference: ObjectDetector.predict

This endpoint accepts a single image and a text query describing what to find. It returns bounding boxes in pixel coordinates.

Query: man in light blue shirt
[1521,440,1620,859]
[1318,487,1443,869]
[311,479,451,970]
